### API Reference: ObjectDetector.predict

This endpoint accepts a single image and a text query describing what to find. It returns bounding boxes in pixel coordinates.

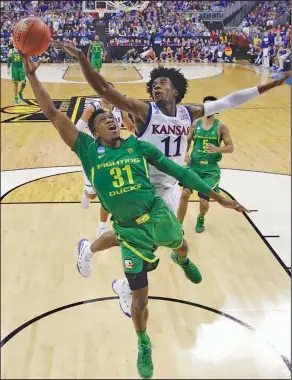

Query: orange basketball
[13,17,51,56]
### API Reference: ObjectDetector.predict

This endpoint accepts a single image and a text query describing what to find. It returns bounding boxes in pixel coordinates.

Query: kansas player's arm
[62,42,150,122]
[22,55,78,148]
[139,140,248,212]
[76,103,96,131]
[122,111,136,133]
[188,71,291,120]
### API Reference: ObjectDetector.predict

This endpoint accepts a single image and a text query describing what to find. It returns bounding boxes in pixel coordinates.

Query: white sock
[85,245,93,259]
[99,222,107,229]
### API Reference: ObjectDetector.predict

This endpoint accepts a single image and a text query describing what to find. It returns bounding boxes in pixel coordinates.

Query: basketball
[13,17,51,56]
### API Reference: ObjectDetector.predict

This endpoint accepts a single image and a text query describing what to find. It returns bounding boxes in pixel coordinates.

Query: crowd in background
[1,0,97,62]
[107,0,234,38]
[0,0,291,70]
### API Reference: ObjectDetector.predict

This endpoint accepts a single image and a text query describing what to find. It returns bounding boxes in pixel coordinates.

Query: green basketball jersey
[10,49,23,68]
[73,133,156,223]
[190,119,222,168]
[91,41,102,59]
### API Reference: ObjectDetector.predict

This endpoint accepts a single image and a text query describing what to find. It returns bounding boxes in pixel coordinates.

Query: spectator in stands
[276,44,290,71]
[238,32,249,47]
[160,47,167,62]
[128,48,142,63]
[253,34,262,48]
[247,43,257,64]
[146,47,157,62]
[274,33,283,46]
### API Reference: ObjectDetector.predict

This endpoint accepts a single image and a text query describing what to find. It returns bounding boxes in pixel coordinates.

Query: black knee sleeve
[125,261,148,291]
[198,192,210,201]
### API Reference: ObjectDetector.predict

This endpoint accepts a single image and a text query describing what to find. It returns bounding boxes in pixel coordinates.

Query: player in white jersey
[75,82,135,237]
[133,102,191,214]
[62,41,290,376]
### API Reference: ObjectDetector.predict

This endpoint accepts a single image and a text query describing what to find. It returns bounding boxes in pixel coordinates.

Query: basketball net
[82,1,149,14]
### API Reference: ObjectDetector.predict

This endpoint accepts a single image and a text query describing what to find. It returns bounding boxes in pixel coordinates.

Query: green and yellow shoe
[137,342,153,379]
[18,92,24,101]
[14,97,19,104]
[195,214,205,233]
[170,252,202,284]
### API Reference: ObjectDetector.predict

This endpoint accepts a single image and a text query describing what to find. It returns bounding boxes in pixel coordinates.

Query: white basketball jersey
[112,106,123,129]
[138,102,192,188]
[86,102,123,137]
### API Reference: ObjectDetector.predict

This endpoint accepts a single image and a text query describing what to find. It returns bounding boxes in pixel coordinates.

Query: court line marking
[1,169,290,276]
[0,295,290,373]
[1,166,290,177]
[221,187,291,277]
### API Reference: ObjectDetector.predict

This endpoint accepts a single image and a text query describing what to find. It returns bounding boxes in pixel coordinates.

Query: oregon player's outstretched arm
[61,41,149,123]
[22,55,78,148]
[188,71,291,120]
[140,140,249,213]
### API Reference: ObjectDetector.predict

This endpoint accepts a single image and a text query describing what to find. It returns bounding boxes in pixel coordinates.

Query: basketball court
[1,61,291,379]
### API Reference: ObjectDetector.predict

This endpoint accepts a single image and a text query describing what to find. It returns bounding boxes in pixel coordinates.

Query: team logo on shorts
[127,148,133,154]
[124,258,136,270]
[97,146,106,155]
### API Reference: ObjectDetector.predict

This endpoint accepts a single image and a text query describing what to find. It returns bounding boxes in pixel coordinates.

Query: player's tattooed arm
[205,123,234,154]
[188,71,291,120]
[61,41,150,122]
[22,55,78,148]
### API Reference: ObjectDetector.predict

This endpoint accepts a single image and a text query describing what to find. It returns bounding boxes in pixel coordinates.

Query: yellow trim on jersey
[120,237,159,263]
[212,180,220,190]
[171,235,184,250]
[143,157,149,178]
[91,166,95,185]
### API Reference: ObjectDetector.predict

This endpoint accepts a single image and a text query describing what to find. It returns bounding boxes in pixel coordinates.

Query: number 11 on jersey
[161,136,182,157]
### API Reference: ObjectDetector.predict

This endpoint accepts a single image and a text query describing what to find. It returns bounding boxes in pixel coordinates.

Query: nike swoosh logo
[98,155,105,159]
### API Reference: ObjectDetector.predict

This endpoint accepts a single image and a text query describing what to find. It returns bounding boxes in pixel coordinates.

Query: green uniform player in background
[7,46,26,104]
[87,34,106,72]
[177,95,234,232]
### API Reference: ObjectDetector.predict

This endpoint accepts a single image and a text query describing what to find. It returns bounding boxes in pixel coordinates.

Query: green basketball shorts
[91,58,102,71]
[183,163,220,201]
[112,196,184,276]
[11,67,26,82]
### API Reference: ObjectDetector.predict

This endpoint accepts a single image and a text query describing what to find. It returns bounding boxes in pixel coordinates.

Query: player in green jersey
[87,35,106,72]
[22,55,248,380]
[7,46,27,104]
[177,96,234,232]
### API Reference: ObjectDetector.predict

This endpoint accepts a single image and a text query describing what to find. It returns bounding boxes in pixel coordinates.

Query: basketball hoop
[106,1,149,12]
[82,1,149,13]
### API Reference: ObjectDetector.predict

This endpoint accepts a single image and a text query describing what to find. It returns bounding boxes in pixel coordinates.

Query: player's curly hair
[88,108,106,134]
[146,66,188,104]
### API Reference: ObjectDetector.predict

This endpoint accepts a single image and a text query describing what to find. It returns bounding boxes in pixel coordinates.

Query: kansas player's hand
[55,40,81,58]
[218,198,249,213]
[274,71,291,86]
